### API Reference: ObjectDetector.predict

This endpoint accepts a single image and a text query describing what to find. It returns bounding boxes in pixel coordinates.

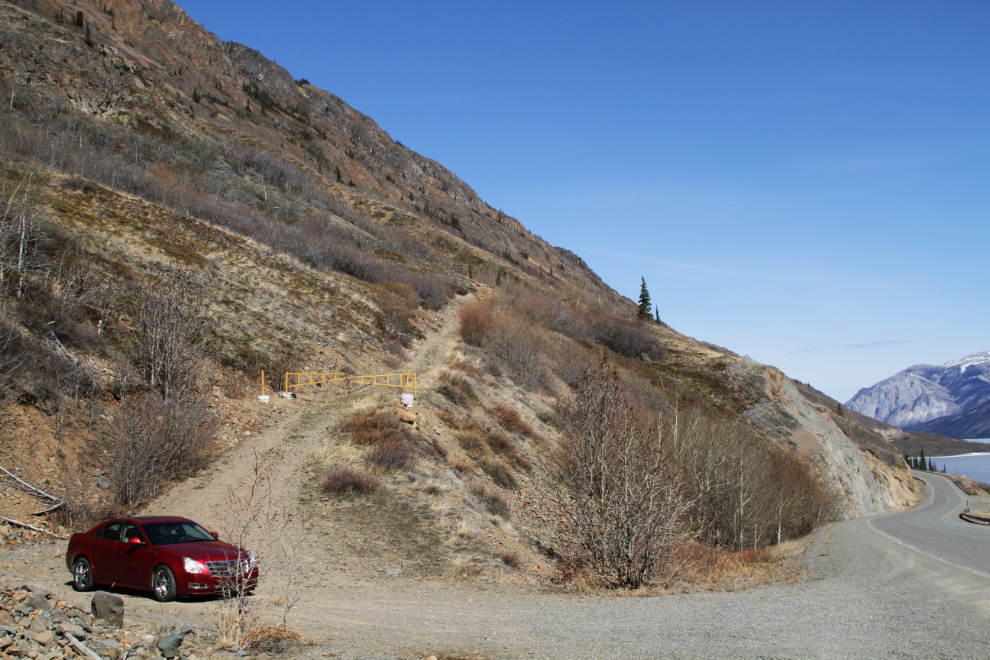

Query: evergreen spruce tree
[496,269,502,286]
[928,457,935,472]
[919,448,926,471]
[836,403,845,417]
[637,277,651,320]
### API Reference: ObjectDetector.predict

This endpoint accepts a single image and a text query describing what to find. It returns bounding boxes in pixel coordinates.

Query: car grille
[205,559,249,578]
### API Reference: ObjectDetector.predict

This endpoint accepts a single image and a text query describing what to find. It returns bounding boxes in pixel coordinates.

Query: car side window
[95,522,123,541]
[121,523,142,544]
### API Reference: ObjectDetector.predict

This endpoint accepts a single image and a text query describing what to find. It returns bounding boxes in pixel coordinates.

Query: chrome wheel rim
[74,561,90,587]
[154,570,170,599]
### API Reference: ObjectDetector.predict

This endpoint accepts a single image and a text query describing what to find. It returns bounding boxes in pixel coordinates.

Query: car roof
[119,516,194,524]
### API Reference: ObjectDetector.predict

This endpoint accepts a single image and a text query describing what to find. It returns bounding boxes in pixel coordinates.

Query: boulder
[157,625,194,658]
[397,409,417,424]
[91,591,124,628]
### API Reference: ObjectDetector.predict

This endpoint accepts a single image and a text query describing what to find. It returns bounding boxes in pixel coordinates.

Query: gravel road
[4,452,989,659]
[297,504,990,660]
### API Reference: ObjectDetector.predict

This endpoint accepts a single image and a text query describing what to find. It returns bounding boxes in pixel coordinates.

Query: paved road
[869,471,990,579]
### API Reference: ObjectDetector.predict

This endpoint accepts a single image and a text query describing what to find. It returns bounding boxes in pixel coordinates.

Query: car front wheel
[72,558,95,592]
[152,566,177,602]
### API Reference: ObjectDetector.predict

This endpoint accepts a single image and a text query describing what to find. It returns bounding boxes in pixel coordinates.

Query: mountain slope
[846,351,990,432]
[911,398,990,439]
[0,0,929,547]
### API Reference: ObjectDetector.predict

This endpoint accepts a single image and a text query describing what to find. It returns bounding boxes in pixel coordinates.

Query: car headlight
[182,557,205,574]
[245,551,255,571]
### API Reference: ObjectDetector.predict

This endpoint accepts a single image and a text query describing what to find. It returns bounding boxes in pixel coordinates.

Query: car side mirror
[129,537,145,545]
[211,531,219,539]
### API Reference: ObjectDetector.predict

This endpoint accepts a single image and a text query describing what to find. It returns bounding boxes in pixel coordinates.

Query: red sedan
[65,516,259,602]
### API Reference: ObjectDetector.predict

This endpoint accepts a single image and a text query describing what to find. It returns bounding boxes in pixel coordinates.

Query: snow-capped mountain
[846,351,990,434]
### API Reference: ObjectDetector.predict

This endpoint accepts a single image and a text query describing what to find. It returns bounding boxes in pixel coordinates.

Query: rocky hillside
[0,0,939,554]
[846,351,990,437]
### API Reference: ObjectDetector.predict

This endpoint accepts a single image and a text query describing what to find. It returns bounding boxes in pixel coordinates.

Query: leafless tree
[555,358,694,588]
[127,266,205,400]
[89,393,217,507]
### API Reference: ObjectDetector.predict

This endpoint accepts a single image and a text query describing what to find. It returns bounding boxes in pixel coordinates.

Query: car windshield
[140,521,215,546]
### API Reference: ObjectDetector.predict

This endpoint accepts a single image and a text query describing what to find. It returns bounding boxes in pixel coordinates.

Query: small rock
[157,625,193,659]
[29,594,51,611]
[29,618,47,633]
[22,585,52,598]
[56,623,86,640]
[32,631,54,646]
[385,568,402,576]
[397,410,417,424]
[93,476,111,490]
[90,592,124,628]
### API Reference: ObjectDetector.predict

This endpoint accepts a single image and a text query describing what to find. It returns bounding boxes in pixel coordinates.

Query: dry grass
[555,539,806,595]
[242,624,303,653]
[470,482,511,519]
[320,467,381,496]
[364,439,413,472]
[437,372,478,407]
[478,456,519,490]
[342,409,411,446]
[450,360,482,379]
[493,403,533,436]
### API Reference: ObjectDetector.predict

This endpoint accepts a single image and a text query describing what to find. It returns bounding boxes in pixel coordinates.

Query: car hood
[159,540,246,560]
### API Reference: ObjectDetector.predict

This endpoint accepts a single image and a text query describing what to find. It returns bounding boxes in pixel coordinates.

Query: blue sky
[179,1,989,402]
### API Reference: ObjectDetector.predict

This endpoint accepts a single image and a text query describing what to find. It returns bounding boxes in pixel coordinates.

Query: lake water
[931,445,990,484]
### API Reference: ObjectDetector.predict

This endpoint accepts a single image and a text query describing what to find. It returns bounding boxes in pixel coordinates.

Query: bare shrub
[471,482,510,519]
[342,409,411,446]
[373,282,418,339]
[669,410,842,549]
[478,456,519,490]
[428,437,448,459]
[242,625,303,654]
[126,267,206,399]
[496,548,522,569]
[458,300,495,346]
[482,428,530,472]
[451,458,473,474]
[209,461,300,651]
[482,359,503,377]
[450,360,482,379]
[320,467,381,496]
[364,439,413,472]
[555,359,694,588]
[536,410,560,428]
[437,372,477,407]
[493,403,532,436]
[89,392,218,507]
[457,430,486,458]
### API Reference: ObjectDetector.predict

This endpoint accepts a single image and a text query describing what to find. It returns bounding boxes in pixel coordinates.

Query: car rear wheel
[72,558,95,592]
[152,566,177,602]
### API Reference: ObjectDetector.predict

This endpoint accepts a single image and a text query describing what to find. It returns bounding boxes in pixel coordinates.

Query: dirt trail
[120,299,470,634]
[144,299,461,521]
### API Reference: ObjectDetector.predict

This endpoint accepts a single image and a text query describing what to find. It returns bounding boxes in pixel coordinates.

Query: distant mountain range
[846,352,990,439]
